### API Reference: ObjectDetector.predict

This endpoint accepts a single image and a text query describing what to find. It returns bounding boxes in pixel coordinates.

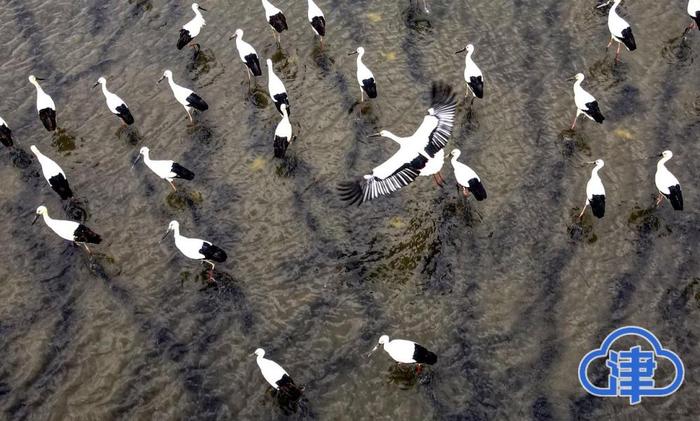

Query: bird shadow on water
[186,48,216,81]
[627,203,672,239]
[248,85,269,109]
[63,198,89,223]
[587,54,630,85]
[557,129,592,158]
[165,188,204,212]
[402,4,432,33]
[51,128,79,154]
[386,364,432,389]
[661,35,694,67]
[258,388,313,418]
[116,126,142,146]
[567,212,598,244]
[8,147,32,169]
[186,122,214,144]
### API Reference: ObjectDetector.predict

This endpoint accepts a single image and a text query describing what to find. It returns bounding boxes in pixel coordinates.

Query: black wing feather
[269,13,288,33]
[412,344,437,365]
[338,156,426,206]
[244,54,262,77]
[589,194,605,218]
[276,374,303,400]
[362,78,377,98]
[199,243,227,262]
[666,185,683,211]
[620,27,636,51]
[0,125,12,147]
[171,162,194,180]
[177,29,193,49]
[115,104,134,125]
[583,101,605,123]
[468,76,484,99]
[186,93,209,111]
[425,82,457,157]
[467,178,488,201]
[74,224,102,244]
[39,108,56,131]
[48,174,73,200]
[311,16,326,36]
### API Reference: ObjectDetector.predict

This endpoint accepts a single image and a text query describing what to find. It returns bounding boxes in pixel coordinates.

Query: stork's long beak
[596,0,612,9]
[157,76,165,84]
[368,133,382,138]
[567,76,577,81]
[585,161,596,164]
[229,33,237,40]
[131,154,142,170]
[32,214,39,225]
[35,77,45,81]
[159,229,171,242]
[455,47,466,54]
[366,343,380,358]
[198,6,207,11]
[92,82,99,89]
[348,51,358,56]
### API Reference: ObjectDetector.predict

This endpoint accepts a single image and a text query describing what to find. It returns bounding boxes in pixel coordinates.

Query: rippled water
[1,0,699,419]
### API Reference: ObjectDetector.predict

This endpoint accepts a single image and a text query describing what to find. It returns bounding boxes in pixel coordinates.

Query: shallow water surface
[0,0,699,420]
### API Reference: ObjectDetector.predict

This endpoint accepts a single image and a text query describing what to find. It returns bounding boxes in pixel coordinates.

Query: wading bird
[579,159,606,219]
[455,44,484,101]
[177,3,207,50]
[261,0,288,45]
[449,149,487,201]
[274,104,292,158]
[158,70,208,123]
[33,206,101,253]
[688,0,700,32]
[307,0,326,46]
[134,147,194,191]
[655,151,683,210]
[0,116,12,147]
[28,75,56,131]
[253,349,303,400]
[161,220,227,282]
[230,29,262,84]
[599,0,636,61]
[338,82,456,205]
[93,77,134,126]
[571,73,604,129]
[369,335,437,373]
[349,47,377,102]
[266,59,290,115]
[30,145,73,200]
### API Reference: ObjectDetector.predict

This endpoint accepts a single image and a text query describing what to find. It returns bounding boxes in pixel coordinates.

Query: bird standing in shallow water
[688,0,700,32]
[30,145,73,200]
[177,3,207,51]
[161,221,227,283]
[266,59,290,115]
[338,82,456,205]
[28,75,56,131]
[455,44,484,102]
[449,149,487,201]
[94,77,134,126]
[230,29,263,85]
[274,104,292,158]
[655,151,683,210]
[134,147,194,191]
[369,335,437,374]
[599,0,636,62]
[261,0,288,45]
[33,206,101,253]
[253,349,303,400]
[0,115,13,147]
[158,70,208,123]
[579,159,606,219]
[349,47,377,102]
[307,0,326,47]
[571,73,604,129]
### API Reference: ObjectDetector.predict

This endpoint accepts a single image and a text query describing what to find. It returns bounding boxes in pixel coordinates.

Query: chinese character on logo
[578,326,684,405]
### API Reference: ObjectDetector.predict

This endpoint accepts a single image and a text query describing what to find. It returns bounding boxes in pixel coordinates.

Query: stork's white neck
[657,156,671,168]
[381,131,407,146]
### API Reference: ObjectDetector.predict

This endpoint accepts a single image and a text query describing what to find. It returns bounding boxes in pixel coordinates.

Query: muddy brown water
[0,0,699,420]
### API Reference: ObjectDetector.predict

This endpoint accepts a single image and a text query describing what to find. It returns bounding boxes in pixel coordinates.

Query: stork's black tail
[590,195,606,218]
[0,125,12,147]
[200,243,227,262]
[695,12,700,31]
[116,104,134,125]
[186,93,209,111]
[621,27,636,51]
[667,185,683,211]
[75,224,102,244]
[171,163,195,180]
[177,29,193,50]
[277,375,303,400]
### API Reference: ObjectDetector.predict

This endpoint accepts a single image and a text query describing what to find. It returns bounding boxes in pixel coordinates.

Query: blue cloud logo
[578,326,684,404]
